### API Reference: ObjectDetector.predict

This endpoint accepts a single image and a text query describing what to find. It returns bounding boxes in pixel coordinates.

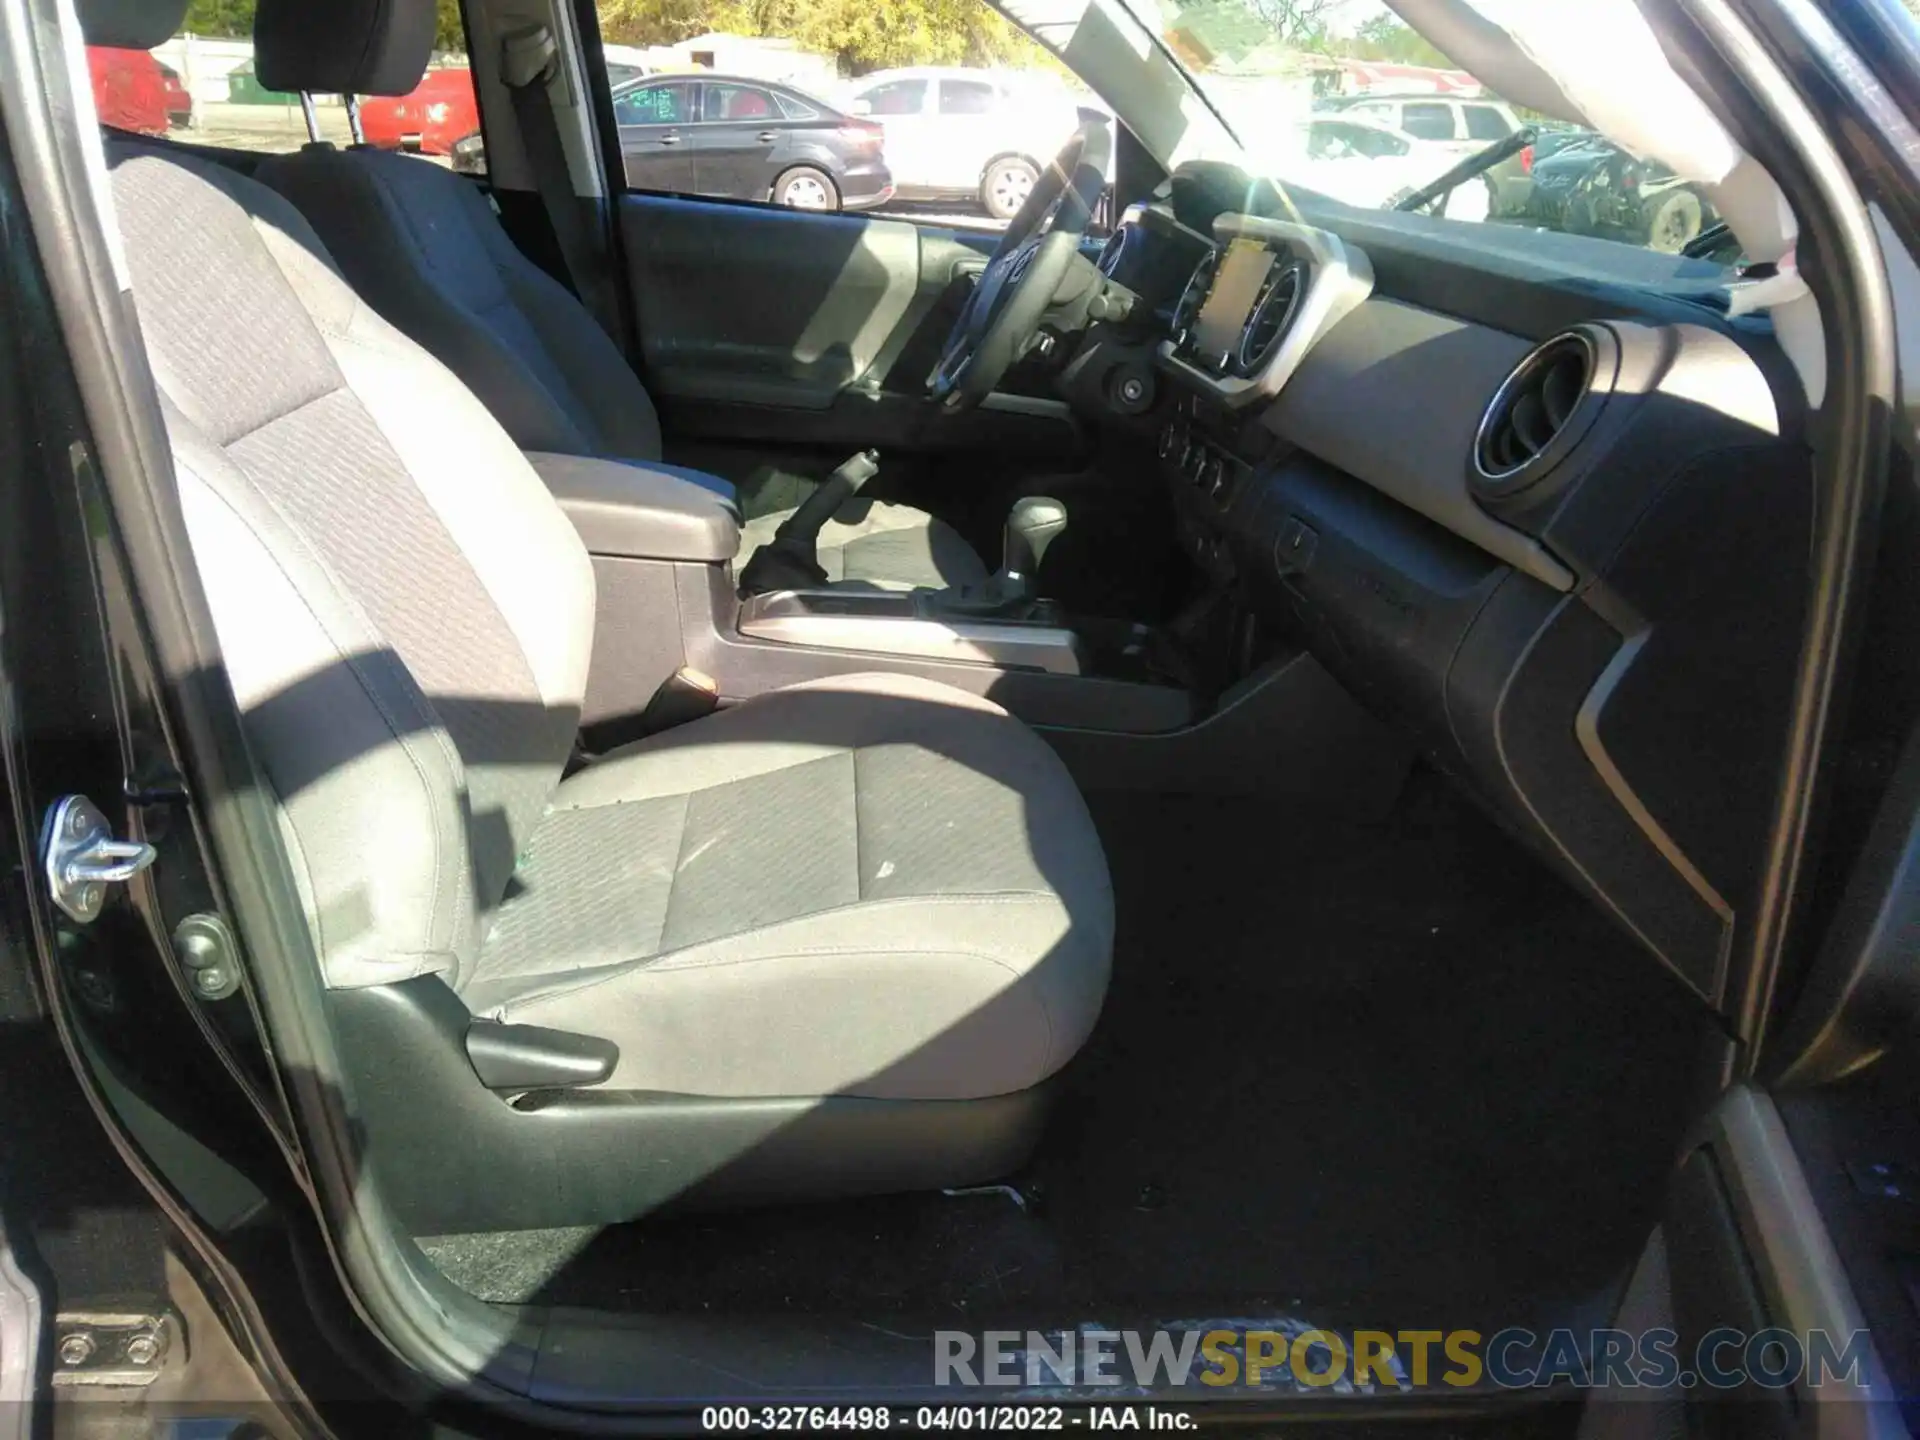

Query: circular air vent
[1170,251,1216,351]
[1097,223,1133,278]
[1471,327,1616,501]
[1236,261,1307,375]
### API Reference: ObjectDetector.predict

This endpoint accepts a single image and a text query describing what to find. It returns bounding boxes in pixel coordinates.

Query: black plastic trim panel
[332,978,1048,1234]
[1188,304,1811,1003]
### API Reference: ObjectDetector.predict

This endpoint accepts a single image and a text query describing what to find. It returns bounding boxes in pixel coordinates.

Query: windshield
[1114,0,1727,261]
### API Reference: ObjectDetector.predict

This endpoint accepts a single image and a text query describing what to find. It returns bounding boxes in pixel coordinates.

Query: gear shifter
[1000,496,1068,602]
[737,449,880,597]
[929,495,1067,618]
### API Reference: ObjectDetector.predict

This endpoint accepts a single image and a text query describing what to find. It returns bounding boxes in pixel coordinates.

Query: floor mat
[422,771,1714,1330]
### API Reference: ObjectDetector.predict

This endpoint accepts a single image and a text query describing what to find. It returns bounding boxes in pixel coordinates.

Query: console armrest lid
[528,451,741,563]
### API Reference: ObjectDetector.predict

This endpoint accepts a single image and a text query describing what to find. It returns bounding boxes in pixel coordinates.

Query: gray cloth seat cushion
[252,145,986,591]
[465,673,1113,1100]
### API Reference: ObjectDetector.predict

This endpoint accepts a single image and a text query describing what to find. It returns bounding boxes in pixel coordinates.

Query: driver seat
[247,0,990,594]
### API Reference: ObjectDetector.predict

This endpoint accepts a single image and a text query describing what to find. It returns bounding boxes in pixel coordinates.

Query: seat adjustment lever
[466,1020,618,1090]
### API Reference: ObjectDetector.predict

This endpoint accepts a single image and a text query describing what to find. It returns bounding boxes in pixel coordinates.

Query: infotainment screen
[1191,238,1275,366]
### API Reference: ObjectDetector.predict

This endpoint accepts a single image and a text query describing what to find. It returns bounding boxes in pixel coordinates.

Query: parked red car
[87,45,170,136]
[357,66,478,155]
[157,59,192,128]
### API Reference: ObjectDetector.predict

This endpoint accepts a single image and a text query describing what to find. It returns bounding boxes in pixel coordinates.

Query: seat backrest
[108,138,598,993]
[249,0,663,464]
[256,148,665,465]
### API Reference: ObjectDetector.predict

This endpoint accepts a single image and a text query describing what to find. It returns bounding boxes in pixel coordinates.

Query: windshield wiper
[1395,125,1538,213]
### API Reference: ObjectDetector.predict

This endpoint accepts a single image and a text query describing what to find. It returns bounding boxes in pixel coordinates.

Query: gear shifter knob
[1003,496,1068,591]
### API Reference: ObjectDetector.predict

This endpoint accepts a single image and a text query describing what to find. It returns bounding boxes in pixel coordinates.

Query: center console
[529,449,1195,742]
[735,588,1084,675]
[527,310,1411,810]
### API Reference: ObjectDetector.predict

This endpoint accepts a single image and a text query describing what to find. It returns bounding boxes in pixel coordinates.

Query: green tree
[597,0,1052,74]
[182,0,467,50]
[1244,0,1340,50]
[1341,13,1451,66]
[179,0,251,37]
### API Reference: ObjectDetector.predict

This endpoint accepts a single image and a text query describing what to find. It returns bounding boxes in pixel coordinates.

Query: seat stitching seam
[365,160,467,286]
[241,377,554,723]
[219,379,348,451]
[508,942,1061,1067]
[851,746,866,904]
[485,889,1063,994]
[655,790,697,955]
[555,747,862,809]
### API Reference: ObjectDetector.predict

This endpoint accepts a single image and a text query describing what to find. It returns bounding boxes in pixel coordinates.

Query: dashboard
[1084,167,1809,1011]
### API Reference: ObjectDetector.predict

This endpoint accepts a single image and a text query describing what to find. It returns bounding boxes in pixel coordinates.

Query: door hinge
[41,795,157,924]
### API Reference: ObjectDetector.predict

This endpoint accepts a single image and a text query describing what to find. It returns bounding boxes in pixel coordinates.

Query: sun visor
[1383,0,1584,123]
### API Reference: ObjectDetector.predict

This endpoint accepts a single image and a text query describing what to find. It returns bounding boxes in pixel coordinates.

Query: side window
[1400,102,1457,141]
[1305,123,1342,159]
[1356,126,1408,159]
[94,11,481,173]
[1463,105,1511,141]
[703,83,776,123]
[1309,122,1373,159]
[860,79,928,116]
[937,79,996,116]
[614,80,690,126]
[588,0,1107,231]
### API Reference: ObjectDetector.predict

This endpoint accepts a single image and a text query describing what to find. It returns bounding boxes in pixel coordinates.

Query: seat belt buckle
[640,667,721,733]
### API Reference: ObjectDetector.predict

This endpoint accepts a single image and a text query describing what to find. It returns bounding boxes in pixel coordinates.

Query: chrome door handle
[757,131,778,141]
[659,133,682,146]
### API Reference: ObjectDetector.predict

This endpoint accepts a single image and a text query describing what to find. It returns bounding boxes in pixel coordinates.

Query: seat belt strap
[499,26,617,335]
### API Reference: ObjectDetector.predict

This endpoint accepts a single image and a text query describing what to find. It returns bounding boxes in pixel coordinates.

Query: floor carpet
[422,770,1715,1335]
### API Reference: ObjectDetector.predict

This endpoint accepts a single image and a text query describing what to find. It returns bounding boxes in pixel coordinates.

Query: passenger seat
[79,0,1109,1228]
[247,0,990,593]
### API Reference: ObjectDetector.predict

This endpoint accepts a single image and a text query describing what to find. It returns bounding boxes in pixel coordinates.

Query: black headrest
[254,0,436,98]
[76,0,189,49]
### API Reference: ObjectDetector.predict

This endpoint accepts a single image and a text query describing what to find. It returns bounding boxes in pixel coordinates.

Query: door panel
[1582,1086,1906,1438]
[692,82,782,200]
[620,193,978,410]
[689,122,777,200]
[613,79,696,192]
[618,194,1084,461]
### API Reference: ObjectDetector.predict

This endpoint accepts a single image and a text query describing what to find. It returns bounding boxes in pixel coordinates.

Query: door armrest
[527,451,741,563]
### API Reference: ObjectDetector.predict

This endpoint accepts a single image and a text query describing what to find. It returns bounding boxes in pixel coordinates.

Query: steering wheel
[927,120,1113,411]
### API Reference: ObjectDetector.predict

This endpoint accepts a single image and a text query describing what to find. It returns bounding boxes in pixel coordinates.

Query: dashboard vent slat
[1472,330,1609,499]
[1169,251,1216,353]
[1236,261,1306,376]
